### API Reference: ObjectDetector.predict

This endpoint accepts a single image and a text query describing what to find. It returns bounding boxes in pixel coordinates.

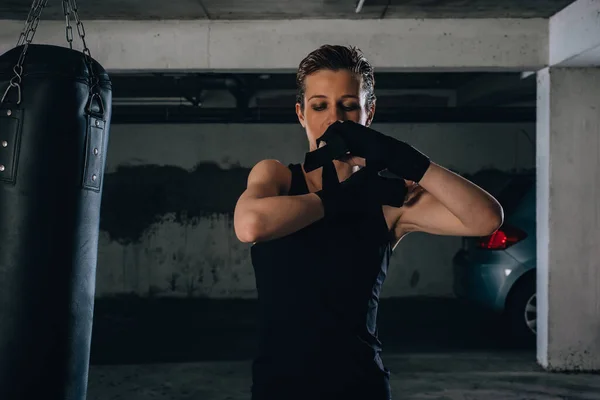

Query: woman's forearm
[418,162,504,231]
[234,193,324,243]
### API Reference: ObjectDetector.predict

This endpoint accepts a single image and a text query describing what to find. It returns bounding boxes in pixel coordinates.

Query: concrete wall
[96,122,535,299]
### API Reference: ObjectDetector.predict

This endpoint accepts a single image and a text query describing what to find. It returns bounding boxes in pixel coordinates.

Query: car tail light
[476,224,527,250]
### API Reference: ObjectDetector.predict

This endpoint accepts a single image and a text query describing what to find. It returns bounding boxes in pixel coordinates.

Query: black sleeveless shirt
[250,163,393,400]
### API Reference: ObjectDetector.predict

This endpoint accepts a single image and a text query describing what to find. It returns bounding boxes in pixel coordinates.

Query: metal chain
[1,0,48,106]
[63,0,74,49]
[16,2,38,46]
[16,0,45,46]
[68,0,101,102]
[69,0,91,60]
[69,1,94,69]
[2,0,102,113]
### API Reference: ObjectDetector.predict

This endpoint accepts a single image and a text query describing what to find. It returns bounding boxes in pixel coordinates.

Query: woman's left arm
[314,121,504,237]
[396,163,504,237]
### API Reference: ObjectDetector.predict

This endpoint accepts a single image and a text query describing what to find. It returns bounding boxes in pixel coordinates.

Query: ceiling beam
[456,73,535,107]
[0,19,548,71]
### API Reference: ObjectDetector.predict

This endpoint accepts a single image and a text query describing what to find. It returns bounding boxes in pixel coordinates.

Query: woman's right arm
[234,159,324,243]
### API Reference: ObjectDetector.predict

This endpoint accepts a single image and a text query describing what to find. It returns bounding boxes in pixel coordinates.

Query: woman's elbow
[481,203,504,236]
[234,212,266,243]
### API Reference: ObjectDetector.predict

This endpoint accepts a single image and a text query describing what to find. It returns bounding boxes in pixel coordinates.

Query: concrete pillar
[536,67,600,371]
[549,0,600,67]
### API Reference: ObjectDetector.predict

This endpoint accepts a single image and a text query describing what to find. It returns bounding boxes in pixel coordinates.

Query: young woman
[234,45,503,400]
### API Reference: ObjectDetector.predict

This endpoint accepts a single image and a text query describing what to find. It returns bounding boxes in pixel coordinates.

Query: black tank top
[250,163,393,399]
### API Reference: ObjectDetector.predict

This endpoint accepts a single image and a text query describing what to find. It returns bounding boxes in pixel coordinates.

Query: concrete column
[536,67,600,371]
[549,0,600,67]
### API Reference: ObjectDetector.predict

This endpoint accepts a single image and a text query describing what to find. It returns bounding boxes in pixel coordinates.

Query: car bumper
[452,248,525,312]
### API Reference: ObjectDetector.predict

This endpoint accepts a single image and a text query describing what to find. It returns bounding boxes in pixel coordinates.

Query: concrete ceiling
[0,0,577,20]
[0,0,546,124]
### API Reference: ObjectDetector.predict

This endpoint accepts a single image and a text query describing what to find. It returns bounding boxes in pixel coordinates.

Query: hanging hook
[85,92,104,118]
[1,82,22,106]
[1,65,24,105]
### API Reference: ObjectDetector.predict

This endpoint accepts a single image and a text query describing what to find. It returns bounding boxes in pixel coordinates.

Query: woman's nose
[326,110,345,126]
[327,104,344,120]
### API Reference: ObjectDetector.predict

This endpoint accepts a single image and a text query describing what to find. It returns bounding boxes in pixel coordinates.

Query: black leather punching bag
[0,39,112,400]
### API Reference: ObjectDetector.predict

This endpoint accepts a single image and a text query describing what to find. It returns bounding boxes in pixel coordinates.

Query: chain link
[16,0,45,46]
[69,0,97,83]
[2,0,48,105]
[15,0,47,68]
[68,0,102,114]
[16,4,37,46]
[63,0,74,49]
[2,0,102,114]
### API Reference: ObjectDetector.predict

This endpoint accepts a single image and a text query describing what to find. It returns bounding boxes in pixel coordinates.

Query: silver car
[453,172,536,342]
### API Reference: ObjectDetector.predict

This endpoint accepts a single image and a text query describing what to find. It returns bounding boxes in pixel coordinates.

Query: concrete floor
[87,298,600,399]
[87,352,600,400]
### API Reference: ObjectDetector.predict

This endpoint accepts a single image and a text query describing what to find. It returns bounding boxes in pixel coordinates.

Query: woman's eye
[311,103,359,112]
[342,104,360,112]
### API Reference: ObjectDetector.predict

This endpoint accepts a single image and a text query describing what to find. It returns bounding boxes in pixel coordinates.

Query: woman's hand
[338,153,366,168]
[305,121,430,182]
[315,138,367,169]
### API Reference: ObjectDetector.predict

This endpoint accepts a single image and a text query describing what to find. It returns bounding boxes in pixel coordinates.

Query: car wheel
[505,276,536,344]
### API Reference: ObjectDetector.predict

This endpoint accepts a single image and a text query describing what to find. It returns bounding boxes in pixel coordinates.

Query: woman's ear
[365,101,376,127]
[295,103,306,128]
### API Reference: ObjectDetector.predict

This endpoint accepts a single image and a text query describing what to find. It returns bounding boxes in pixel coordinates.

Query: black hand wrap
[305,121,431,183]
[314,163,408,220]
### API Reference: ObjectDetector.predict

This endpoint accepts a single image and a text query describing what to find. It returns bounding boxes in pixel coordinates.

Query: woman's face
[296,69,374,149]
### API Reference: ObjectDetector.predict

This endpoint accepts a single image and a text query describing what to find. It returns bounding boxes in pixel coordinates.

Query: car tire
[505,275,536,345]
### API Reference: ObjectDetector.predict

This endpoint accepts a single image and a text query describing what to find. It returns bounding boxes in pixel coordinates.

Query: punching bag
[0,2,112,398]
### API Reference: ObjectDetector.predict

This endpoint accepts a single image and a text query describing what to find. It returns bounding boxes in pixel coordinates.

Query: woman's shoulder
[249,159,294,194]
[251,159,293,175]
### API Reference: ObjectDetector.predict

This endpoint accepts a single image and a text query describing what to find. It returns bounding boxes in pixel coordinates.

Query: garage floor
[87,298,600,400]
